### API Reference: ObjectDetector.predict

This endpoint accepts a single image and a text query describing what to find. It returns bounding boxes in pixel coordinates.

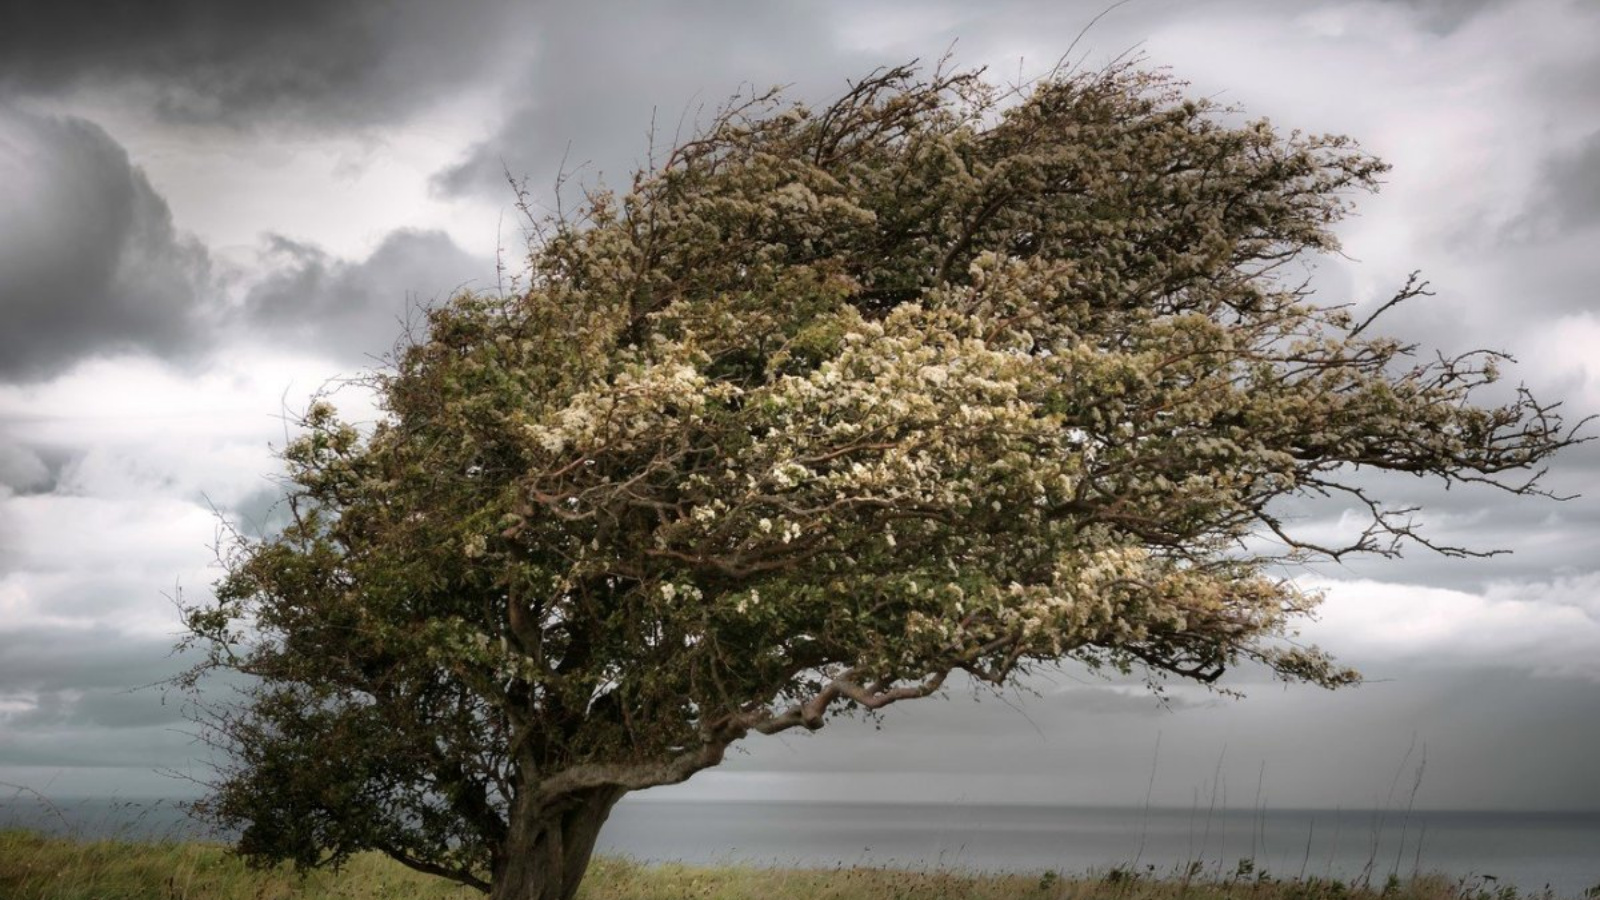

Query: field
[1,829,1583,900]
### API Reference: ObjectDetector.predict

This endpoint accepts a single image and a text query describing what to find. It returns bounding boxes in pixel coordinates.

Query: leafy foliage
[179,60,1580,899]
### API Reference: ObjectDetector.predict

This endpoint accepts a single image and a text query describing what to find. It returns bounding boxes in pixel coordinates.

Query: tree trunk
[490,787,626,900]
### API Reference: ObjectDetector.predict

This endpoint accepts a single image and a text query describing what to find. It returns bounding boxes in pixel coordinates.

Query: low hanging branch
[178,56,1584,900]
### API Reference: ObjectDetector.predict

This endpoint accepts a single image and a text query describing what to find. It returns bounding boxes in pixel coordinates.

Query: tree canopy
[179,60,1580,900]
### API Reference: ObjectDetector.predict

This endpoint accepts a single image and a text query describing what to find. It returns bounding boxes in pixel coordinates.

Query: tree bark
[490,787,626,900]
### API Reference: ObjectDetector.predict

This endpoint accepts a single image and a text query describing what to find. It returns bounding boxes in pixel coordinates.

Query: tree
[179,60,1581,900]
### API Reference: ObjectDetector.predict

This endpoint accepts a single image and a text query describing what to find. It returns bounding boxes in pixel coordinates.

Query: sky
[1,0,1598,813]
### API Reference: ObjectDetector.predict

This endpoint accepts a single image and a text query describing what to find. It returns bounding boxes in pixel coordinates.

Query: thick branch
[373,840,491,893]
[751,667,951,735]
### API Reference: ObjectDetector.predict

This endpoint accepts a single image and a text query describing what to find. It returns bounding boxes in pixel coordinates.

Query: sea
[4,797,1597,898]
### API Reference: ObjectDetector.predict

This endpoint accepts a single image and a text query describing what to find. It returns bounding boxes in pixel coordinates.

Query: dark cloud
[1535,130,1600,231]
[0,627,182,693]
[717,667,1600,810]
[1260,441,1600,594]
[1266,259,1600,589]
[432,1,876,199]
[730,672,1210,778]
[0,500,15,574]
[1500,134,1600,252]
[0,444,54,495]
[0,0,509,129]
[5,688,185,732]
[0,108,211,381]
[224,485,294,542]
[0,628,195,766]
[0,723,190,768]
[239,228,494,364]
[0,104,494,380]
[1373,0,1507,34]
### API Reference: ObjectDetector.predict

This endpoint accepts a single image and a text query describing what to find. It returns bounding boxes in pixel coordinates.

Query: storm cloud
[238,228,495,365]
[432,1,876,199]
[0,108,211,381]
[0,443,54,495]
[0,0,511,129]
[1534,130,1600,230]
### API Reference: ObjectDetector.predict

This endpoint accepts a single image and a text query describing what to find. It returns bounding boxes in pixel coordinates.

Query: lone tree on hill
[179,60,1581,900]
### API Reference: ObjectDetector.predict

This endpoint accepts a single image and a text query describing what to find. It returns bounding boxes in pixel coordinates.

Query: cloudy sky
[2,0,1598,813]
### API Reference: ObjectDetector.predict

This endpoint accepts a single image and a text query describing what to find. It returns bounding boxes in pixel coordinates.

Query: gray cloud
[432,1,877,199]
[1374,0,1507,34]
[1499,134,1600,254]
[1535,130,1600,231]
[0,102,495,380]
[0,0,509,129]
[0,444,53,495]
[712,667,1600,810]
[0,627,183,694]
[0,493,15,574]
[224,485,293,543]
[725,669,1223,779]
[6,688,184,733]
[0,107,211,381]
[0,723,190,769]
[1260,440,1600,594]
[428,0,1197,203]
[239,228,494,365]
[0,627,192,768]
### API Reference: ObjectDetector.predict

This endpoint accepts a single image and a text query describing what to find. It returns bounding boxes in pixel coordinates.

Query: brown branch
[372,840,491,893]
[532,738,732,802]
[750,667,951,734]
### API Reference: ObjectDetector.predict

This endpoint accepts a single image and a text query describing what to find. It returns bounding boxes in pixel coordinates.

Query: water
[5,797,1597,898]
[600,802,1600,898]
[0,796,202,843]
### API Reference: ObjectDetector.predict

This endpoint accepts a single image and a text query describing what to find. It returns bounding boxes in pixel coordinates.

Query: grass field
[3,829,1587,900]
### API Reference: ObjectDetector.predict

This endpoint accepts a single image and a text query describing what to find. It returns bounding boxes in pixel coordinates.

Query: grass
[1,830,1589,900]
[0,830,475,899]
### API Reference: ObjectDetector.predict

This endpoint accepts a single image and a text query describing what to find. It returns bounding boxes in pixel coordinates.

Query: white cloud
[0,350,384,638]
[104,118,507,261]
[1303,574,1600,679]
[0,495,218,634]
[1514,311,1600,412]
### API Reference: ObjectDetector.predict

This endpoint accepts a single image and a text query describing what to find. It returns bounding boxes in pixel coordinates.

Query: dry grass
[0,830,1573,900]
[0,830,476,900]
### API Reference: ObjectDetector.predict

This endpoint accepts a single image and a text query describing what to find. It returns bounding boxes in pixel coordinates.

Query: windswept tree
[180,60,1580,900]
